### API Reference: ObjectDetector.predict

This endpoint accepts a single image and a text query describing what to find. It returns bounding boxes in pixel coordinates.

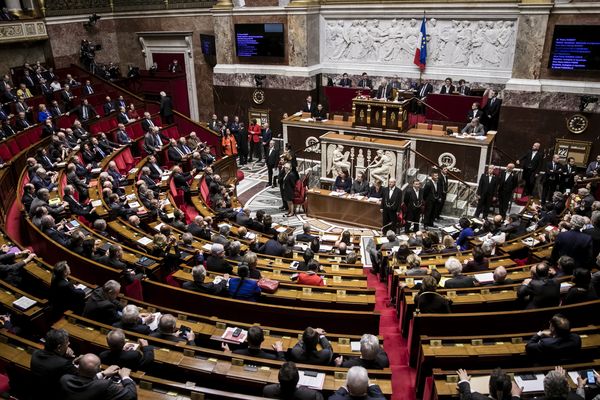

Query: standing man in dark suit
[560,157,577,193]
[265,140,279,187]
[261,123,273,162]
[61,84,77,110]
[436,166,449,220]
[456,79,471,95]
[339,73,352,87]
[466,102,483,122]
[422,171,441,227]
[60,353,137,400]
[475,166,498,218]
[517,142,543,196]
[159,91,174,124]
[404,179,424,233]
[376,79,392,100]
[416,80,433,114]
[541,154,563,204]
[357,72,373,90]
[439,77,455,94]
[302,95,316,114]
[497,163,518,217]
[380,178,402,233]
[103,96,116,116]
[81,80,94,96]
[141,112,157,132]
[551,215,593,269]
[482,89,502,131]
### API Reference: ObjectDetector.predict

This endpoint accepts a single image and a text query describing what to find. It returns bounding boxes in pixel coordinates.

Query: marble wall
[511,14,548,80]
[0,41,49,75]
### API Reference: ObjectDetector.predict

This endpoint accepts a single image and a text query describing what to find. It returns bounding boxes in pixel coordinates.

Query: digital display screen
[549,25,600,71]
[200,34,216,56]
[235,23,284,58]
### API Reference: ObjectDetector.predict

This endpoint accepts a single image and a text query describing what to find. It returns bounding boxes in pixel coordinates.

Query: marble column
[511,3,552,80]
[213,0,234,9]
[213,13,234,65]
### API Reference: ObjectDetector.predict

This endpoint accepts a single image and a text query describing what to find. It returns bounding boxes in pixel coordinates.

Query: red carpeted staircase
[366,272,416,400]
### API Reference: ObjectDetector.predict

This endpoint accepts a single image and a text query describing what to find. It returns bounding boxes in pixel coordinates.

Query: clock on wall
[252,89,265,105]
[566,114,588,134]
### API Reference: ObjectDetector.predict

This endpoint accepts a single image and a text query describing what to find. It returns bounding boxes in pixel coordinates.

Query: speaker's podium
[352,97,410,131]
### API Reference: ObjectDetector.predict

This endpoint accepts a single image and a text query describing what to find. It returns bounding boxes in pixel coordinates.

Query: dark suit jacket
[357,78,373,89]
[414,291,452,313]
[403,188,423,218]
[103,102,116,116]
[445,275,476,289]
[525,332,582,363]
[543,161,562,184]
[440,85,455,94]
[233,346,285,360]
[517,278,560,309]
[458,381,520,400]
[376,84,392,100]
[289,337,333,365]
[477,174,498,197]
[381,187,402,211]
[160,96,173,117]
[328,385,385,400]
[457,86,471,95]
[99,346,154,371]
[30,349,77,400]
[341,350,390,369]
[339,78,352,87]
[583,227,600,263]
[262,128,273,145]
[168,146,184,163]
[182,279,228,295]
[302,102,316,114]
[483,97,502,119]
[50,277,86,314]
[416,83,433,98]
[266,148,280,168]
[551,230,593,269]
[498,171,518,197]
[116,112,130,124]
[205,255,233,274]
[59,373,137,400]
[263,384,324,400]
[83,287,123,325]
[74,104,97,121]
[519,150,544,173]
[467,109,483,121]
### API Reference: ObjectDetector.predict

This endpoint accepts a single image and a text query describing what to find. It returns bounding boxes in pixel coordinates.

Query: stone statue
[367,149,395,185]
[356,149,365,168]
[327,144,351,176]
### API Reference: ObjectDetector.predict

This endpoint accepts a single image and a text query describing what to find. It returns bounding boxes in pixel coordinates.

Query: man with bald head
[60,353,137,399]
[329,366,385,400]
[498,163,518,217]
[99,329,154,370]
[517,142,543,196]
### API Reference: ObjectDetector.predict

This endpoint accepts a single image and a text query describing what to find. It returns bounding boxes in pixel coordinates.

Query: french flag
[413,17,427,71]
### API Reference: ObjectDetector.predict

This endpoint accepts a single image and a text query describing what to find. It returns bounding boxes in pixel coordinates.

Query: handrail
[406,146,474,189]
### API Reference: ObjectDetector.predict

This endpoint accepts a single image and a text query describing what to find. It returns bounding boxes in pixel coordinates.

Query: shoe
[278,206,287,211]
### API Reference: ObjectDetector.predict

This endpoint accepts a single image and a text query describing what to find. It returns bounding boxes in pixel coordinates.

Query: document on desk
[298,371,325,390]
[351,341,361,352]
[322,235,339,242]
[137,237,153,246]
[147,312,162,332]
[514,374,545,392]
[91,200,103,208]
[474,273,494,284]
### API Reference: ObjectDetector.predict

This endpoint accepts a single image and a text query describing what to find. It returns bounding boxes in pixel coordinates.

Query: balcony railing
[0,19,47,43]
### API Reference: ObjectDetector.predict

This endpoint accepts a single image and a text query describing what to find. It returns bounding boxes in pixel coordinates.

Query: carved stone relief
[323,18,516,70]
[324,143,399,185]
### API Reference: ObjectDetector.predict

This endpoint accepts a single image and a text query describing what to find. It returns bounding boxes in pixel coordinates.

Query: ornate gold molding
[0,20,48,43]
[212,0,234,9]
[287,0,321,6]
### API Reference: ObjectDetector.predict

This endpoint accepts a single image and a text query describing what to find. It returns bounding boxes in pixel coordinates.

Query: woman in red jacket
[248,119,262,162]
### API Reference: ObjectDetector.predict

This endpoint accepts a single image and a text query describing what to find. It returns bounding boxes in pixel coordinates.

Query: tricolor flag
[413,16,427,71]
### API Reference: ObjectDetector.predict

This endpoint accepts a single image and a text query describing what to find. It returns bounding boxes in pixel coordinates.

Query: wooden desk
[352,98,411,131]
[307,188,382,229]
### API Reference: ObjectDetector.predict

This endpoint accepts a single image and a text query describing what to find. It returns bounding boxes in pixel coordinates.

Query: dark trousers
[523,169,536,196]
[475,193,493,218]
[249,142,260,161]
[263,144,269,161]
[267,164,275,186]
[382,208,398,233]
[404,210,421,233]
[498,192,511,217]
[541,179,558,204]
[238,144,248,165]
[163,114,174,125]
[436,194,446,219]
[423,200,438,226]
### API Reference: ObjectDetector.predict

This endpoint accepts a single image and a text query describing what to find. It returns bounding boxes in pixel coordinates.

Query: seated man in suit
[99,329,154,371]
[116,106,131,124]
[30,328,79,400]
[440,77,455,94]
[224,326,285,360]
[182,265,229,295]
[168,138,187,163]
[115,123,132,145]
[311,103,328,120]
[59,353,137,400]
[296,223,316,243]
[357,72,373,90]
[328,366,385,400]
[205,243,233,274]
[29,187,66,218]
[150,314,195,345]
[525,314,582,363]
[461,118,486,136]
[335,334,390,369]
[112,304,155,335]
[103,96,116,116]
[83,280,123,325]
[40,215,72,247]
[21,183,36,212]
[263,362,324,400]
[339,73,352,87]
[517,263,560,309]
[63,185,95,219]
[376,79,392,100]
[456,367,516,400]
[147,155,164,180]
[444,257,476,288]
[456,79,471,95]
[289,327,333,365]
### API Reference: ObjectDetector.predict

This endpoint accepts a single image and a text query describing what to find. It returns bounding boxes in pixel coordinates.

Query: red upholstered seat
[199,178,210,203]
[170,179,184,206]
[114,153,126,172]
[7,140,20,156]
[123,278,144,301]
[16,133,31,150]
[121,146,134,167]
[0,145,11,161]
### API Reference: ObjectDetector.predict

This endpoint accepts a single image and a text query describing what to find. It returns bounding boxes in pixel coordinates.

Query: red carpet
[366,271,416,400]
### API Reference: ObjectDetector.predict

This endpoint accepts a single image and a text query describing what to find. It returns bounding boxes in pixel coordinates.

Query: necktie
[82,107,88,120]
[148,119,154,127]
[88,86,93,94]
[155,135,162,146]
[420,86,426,97]
[97,147,105,158]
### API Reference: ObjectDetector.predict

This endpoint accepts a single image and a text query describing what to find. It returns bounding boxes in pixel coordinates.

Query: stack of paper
[514,374,545,393]
[221,327,248,343]
[298,371,325,390]
[474,273,494,284]
[13,296,37,311]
